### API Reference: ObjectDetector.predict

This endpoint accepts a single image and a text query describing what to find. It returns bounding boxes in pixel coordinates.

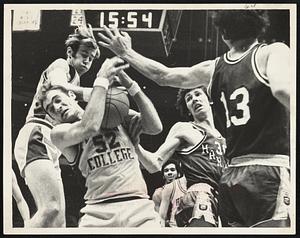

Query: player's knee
[40,200,63,222]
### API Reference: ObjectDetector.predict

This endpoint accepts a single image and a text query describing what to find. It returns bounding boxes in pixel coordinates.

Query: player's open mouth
[62,109,69,119]
[194,104,203,111]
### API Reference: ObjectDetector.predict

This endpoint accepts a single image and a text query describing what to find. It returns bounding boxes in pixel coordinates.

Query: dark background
[11,9,290,227]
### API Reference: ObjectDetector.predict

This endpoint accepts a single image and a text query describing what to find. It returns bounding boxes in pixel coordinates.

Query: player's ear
[67,47,74,59]
[68,90,77,100]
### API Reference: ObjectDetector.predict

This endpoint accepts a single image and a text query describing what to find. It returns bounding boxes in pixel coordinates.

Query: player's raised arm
[48,57,129,150]
[118,70,163,135]
[98,26,214,89]
[265,42,290,109]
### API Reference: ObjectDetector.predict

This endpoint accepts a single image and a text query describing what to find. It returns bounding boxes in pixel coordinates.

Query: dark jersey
[209,44,289,160]
[176,122,227,190]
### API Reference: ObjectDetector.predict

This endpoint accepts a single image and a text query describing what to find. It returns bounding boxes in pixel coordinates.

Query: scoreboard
[83,10,182,57]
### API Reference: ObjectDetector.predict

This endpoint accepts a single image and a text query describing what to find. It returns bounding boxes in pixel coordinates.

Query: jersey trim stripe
[26,118,53,129]
[251,44,270,86]
[176,125,207,155]
[224,43,259,64]
[66,143,83,167]
[229,154,289,168]
[68,65,77,84]
[178,178,187,193]
[170,182,176,201]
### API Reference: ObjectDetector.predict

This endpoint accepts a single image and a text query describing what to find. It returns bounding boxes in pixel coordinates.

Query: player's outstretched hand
[127,114,143,145]
[97,57,129,83]
[98,26,132,57]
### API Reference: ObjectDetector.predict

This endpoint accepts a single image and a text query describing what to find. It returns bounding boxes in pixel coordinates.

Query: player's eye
[170,168,176,172]
[185,95,192,102]
[54,98,61,104]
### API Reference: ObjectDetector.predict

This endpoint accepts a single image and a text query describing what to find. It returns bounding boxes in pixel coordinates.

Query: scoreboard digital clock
[85,10,163,29]
[82,10,182,57]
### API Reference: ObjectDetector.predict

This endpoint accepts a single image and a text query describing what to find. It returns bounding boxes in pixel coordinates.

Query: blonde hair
[65,24,100,58]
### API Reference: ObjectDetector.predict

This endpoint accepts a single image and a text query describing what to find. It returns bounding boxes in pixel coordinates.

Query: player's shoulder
[47,58,69,71]
[259,42,290,56]
[171,122,191,131]
[153,187,163,199]
[162,182,174,197]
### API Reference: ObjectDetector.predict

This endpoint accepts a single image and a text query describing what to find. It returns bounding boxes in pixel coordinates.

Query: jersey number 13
[220,87,250,127]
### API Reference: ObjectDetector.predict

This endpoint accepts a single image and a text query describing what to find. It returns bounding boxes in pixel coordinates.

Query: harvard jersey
[166,176,187,227]
[78,125,149,204]
[176,122,226,190]
[209,44,290,160]
[26,59,80,122]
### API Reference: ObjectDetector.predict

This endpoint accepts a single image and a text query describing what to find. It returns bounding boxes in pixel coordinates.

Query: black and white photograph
[3,3,296,235]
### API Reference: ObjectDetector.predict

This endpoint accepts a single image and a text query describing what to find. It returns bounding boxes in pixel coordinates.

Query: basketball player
[98,10,291,227]
[14,24,100,227]
[152,160,180,213]
[158,161,187,227]
[12,169,30,225]
[38,64,162,227]
[132,86,227,227]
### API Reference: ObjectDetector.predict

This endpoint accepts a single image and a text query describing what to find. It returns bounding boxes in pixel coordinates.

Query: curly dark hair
[162,159,183,179]
[65,24,100,58]
[175,85,209,120]
[212,10,270,41]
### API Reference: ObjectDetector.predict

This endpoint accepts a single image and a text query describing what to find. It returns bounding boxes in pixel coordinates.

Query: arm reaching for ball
[50,57,129,151]
[118,70,163,135]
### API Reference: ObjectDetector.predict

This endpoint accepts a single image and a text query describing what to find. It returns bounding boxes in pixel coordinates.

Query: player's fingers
[121,31,130,39]
[98,41,110,48]
[112,27,121,36]
[114,64,130,74]
[110,56,125,65]
[103,25,114,38]
[97,32,111,43]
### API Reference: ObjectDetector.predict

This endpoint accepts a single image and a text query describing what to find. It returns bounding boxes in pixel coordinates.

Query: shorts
[78,197,161,227]
[175,183,219,227]
[14,118,61,179]
[219,160,290,227]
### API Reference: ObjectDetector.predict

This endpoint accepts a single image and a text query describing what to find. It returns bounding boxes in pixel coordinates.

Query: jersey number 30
[220,87,250,127]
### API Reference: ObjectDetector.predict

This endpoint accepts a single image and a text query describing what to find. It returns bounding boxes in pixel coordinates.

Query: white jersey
[166,176,187,227]
[78,125,149,204]
[26,58,80,122]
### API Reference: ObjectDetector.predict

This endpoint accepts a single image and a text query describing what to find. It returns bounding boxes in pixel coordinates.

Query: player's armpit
[61,144,81,166]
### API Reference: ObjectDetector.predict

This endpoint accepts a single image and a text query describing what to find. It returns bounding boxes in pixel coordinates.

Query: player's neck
[229,38,258,54]
[193,117,215,131]
[67,57,83,77]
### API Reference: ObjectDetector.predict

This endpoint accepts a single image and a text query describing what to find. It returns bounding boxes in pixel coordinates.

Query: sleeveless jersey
[26,59,80,122]
[176,122,227,190]
[209,44,290,160]
[77,125,149,204]
[166,176,187,227]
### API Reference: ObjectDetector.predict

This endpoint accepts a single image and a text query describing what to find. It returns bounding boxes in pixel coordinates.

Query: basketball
[101,86,130,129]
